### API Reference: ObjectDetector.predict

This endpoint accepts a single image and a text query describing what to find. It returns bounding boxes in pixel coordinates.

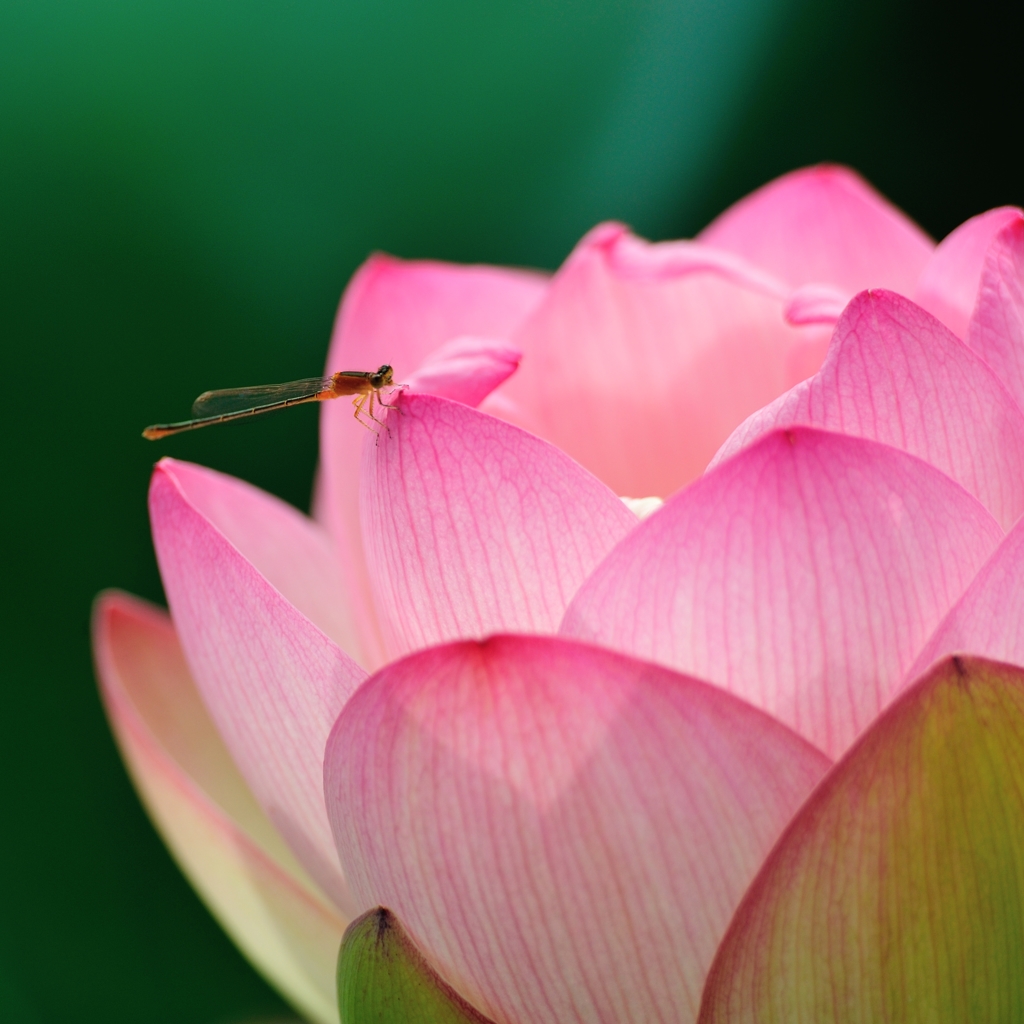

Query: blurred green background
[0,0,1020,1019]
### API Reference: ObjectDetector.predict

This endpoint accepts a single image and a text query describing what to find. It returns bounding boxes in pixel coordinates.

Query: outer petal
[699,164,934,294]
[967,217,1024,412]
[362,393,638,659]
[150,458,366,912]
[909,513,1024,680]
[500,223,827,499]
[325,636,830,1024]
[562,428,1003,758]
[318,256,547,669]
[93,591,346,1024]
[700,656,1024,1024]
[914,206,1023,340]
[711,290,1024,529]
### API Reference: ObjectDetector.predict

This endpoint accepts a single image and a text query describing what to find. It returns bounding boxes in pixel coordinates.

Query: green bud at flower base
[338,908,495,1024]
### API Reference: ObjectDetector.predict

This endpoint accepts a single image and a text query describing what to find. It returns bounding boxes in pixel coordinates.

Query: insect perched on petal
[142,364,397,439]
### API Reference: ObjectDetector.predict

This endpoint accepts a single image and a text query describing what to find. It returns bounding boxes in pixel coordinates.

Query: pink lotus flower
[93,166,1024,1023]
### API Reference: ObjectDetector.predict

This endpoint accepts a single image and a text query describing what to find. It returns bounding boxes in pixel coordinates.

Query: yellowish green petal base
[701,656,1024,1023]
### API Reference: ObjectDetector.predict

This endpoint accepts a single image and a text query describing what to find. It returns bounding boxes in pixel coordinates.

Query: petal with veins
[362,393,638,658]
[149,459,366,912]
[711,290,1024,529]
[318,255,547,669]
[909,513,1024,682]
[93,591,346,1024]
[326,636,830,1024]
[967,217,1024,412]
[700,656,1024,1024]
[563,428,1003,758]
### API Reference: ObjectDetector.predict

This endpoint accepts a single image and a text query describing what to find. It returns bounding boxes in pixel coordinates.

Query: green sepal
[700,655,1024,1022]
[337,907,496,1024]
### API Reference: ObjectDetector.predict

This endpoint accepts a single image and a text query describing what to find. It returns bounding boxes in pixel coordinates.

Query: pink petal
[699,164,934,294]
[909,512,1024,681]
[711,289,1024,529]
[403,336,522,406]
[499,222,827,499]
[361,393,638,659]
[700,656,1024,1023]
[782,283,850,326]
[914,206,1023,339]
[318,255,548,669]
[325,636,830,1024]
[149,459,366,912]
[966,216,1024,412]
[603,229,789,297]
[93,592,346,1024]
[562,428,1003,759]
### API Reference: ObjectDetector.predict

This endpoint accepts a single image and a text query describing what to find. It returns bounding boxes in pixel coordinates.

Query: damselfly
[143,365,397,440]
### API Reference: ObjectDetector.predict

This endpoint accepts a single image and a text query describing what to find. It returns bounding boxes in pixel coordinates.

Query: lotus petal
[711,290,1024,529]
[318,255,547,668]
[403,337,522,407]
[362,393,638,658]
[93,591,346,1024]
[700,656,1024,1024]
[149,459,366,911]
[909,513,1024,681]
[500,223,824,498]
[563,428,1003,758]
[782,283,850,326]
[966,217,1024,412]
[699,164,933,294]
[326,636,830,1024]
[914,206,1023,340]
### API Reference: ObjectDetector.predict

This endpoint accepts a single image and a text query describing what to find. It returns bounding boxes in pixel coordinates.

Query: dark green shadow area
[683,0,1024,239]
[0,0,1020,1020]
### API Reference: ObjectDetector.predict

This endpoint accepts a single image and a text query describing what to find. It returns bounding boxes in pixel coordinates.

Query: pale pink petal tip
[93,591,345,1024]
[915,206,1023,339]
[402,336,522,407]
[326,636,830,1024]
[699,164,934,295]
